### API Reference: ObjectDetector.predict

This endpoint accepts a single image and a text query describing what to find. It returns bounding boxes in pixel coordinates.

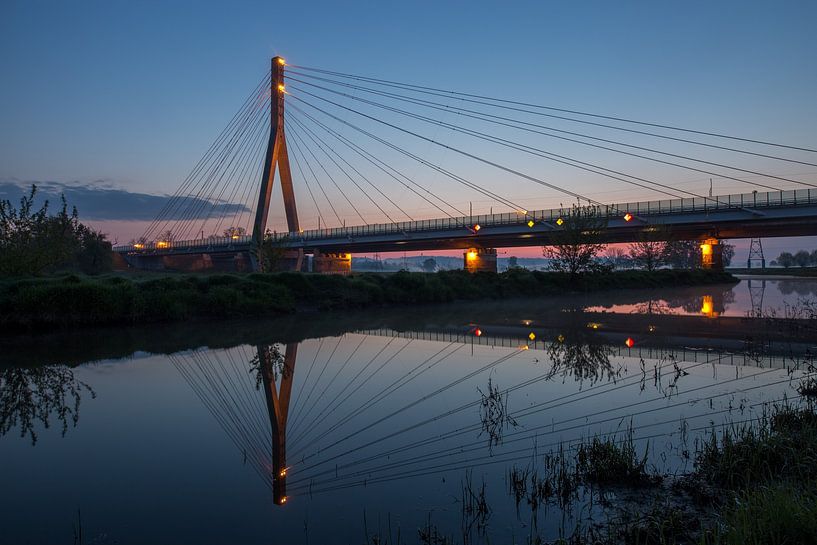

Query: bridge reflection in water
[168,302,813,505]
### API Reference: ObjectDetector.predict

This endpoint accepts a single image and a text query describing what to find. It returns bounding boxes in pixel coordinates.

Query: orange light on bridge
[474,328,482,337]
[277,84,286,93]
[527,219,535,228]
[133,243,144,249]
[528,332,536,341]
[556,218,564,226]
[277,57,286,65]
[623,213,633,222]
[700,243,713,256]
[625,337,635,348]
[473,224,481,232]
[231,235,240,240]
[587,322,601,330]
[156,241,169,249]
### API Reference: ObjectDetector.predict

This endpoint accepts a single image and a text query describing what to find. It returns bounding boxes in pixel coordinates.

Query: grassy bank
[0,268,736,331]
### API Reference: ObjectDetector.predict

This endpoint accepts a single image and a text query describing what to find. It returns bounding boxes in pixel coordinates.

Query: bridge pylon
[257,342,298,505]
[252,56,302,271]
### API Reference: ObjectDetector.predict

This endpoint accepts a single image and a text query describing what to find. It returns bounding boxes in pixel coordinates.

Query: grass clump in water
[575,431,658,487]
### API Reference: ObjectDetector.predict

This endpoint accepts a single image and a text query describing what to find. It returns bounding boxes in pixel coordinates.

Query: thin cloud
[0,180,250,221]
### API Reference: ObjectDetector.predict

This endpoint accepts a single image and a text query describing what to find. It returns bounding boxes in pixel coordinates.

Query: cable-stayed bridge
[114,57,817,272]
[170,313,815,505]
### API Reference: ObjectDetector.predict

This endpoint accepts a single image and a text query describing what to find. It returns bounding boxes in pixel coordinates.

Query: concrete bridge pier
[700,238,724,270]
[313,250,352,274]
[464,247,497,273]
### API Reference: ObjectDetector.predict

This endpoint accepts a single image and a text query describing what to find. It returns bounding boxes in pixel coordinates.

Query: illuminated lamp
[474,328,482,337]
[473,224,481,232]
[528,332,536,341]
[556,218,564,226]
[625,337,635,348]
[623,213,633,222]
[527,219,535,228]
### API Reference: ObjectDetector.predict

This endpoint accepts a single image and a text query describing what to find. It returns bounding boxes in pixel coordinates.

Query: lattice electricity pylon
[747,278,766,317]
[746,238,765,269]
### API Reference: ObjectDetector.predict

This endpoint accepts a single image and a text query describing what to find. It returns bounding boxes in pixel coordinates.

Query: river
[1,276,815,544]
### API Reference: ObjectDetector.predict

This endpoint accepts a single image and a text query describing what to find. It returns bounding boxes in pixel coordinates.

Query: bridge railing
[114,188,816,252]
[286,188,817,243]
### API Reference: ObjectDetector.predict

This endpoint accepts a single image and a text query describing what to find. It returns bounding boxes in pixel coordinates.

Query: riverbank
[0,268,736,331]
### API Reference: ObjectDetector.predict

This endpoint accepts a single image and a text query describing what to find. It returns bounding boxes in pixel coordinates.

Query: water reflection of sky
[585,277,817,318]
[1,279,815,544]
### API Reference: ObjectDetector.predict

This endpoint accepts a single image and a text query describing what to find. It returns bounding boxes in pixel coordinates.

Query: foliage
[0,184,112,276]
[0,365,95,444]
[223,226,246,238]
[257,231,292,272]
[664,240,700,269]
[507,256,519,268]
[0,269,737,330]
[575,430,656,486]
[544,205,609,276]
[422,257,437,272]
[628,227,670,271]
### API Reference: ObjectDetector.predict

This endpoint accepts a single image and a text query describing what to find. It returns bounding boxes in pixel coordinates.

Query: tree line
[772,250,817,268]
[541,204,734,276]
[0,185,112,276]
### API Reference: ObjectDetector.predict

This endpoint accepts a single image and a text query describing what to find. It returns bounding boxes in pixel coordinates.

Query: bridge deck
[115,188,817,256]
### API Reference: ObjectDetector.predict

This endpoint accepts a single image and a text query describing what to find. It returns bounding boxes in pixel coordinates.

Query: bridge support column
[313,250,352,274]
[700,238,724,270]
[464,248,497,273]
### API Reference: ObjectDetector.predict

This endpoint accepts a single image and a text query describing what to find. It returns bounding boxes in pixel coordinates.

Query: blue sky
[1,0,815,255]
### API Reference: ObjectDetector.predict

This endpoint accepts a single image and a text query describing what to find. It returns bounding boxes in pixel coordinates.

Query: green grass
[0,268,736,330]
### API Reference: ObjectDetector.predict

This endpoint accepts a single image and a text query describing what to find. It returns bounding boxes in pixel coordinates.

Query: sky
[1,0,816,259]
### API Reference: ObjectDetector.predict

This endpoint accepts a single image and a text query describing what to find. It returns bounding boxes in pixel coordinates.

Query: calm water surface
[1,276,815,544]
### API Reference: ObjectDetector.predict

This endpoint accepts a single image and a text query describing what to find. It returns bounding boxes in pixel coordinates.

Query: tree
[508,256,519,269]
[0,184,112,276]
[665,240,700,269]
[794,250,811,267]
[722,242,735,267]
[256,231,290,272]
[604,247,630,269]
[543,205,609,276]
[628,229,669,271]
[422,257,437,272]
[777,252,794,268]
[223,226,246,238]
[0,365,95,445]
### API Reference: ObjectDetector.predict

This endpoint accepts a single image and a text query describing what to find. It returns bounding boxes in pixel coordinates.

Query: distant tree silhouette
[422,257,437,272]
[544,205,609,277]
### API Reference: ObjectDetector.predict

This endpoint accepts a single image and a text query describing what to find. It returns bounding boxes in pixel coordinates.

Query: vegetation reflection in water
[1,280,816,544]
